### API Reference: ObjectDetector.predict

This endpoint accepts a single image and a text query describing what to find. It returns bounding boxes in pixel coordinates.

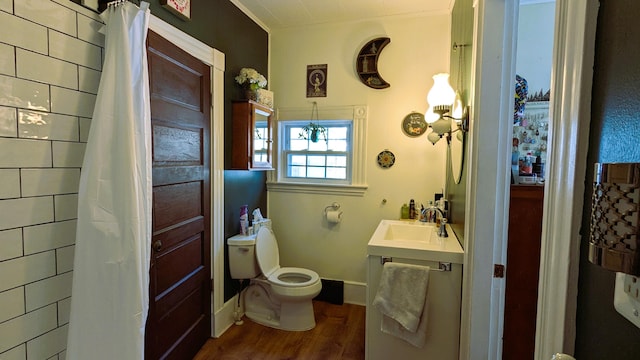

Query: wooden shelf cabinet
[231,100,273,170]
[356,37,390,89]
[503,184,544,359]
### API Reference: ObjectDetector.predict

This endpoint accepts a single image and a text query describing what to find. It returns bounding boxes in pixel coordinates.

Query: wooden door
[145,30,211,360]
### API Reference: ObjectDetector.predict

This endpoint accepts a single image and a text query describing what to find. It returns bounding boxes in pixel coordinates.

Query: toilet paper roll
[326,210,342,223]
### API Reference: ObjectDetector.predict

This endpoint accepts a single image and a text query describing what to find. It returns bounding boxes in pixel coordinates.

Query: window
[282,121,351,183]
[268,105,368,196]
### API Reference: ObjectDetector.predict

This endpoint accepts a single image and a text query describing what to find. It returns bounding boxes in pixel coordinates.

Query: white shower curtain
[66,2,151,359]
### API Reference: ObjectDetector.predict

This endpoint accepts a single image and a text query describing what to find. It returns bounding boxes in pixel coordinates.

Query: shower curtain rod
[97,0,140,13]
[106,0,127,7]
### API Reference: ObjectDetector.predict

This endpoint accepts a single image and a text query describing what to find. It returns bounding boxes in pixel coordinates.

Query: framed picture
[161,0,191,21]
[307,64,327,98]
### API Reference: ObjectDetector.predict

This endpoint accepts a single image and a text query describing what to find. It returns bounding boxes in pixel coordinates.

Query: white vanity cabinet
[365,219,464,360]
[366,256,462,359]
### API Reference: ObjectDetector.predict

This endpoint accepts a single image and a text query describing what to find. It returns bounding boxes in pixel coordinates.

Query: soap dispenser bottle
[401,203,409,219]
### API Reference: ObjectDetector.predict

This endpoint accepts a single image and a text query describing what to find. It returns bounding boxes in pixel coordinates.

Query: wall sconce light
[425,73,470,145]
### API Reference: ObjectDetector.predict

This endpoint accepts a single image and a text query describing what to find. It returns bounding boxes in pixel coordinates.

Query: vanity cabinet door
[231,100,273,170]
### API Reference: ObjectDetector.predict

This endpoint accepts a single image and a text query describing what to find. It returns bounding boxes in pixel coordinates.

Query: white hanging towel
[66,2,151,360]
[372,262,430,348]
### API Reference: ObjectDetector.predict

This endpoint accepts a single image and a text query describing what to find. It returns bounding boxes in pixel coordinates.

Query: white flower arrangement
[235,67,267,91]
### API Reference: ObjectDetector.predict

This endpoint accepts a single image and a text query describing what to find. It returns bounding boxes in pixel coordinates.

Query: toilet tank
[227,234,260,279]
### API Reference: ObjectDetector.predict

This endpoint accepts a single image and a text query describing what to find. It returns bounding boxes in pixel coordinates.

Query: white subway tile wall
[0,169,20,199]
[53,194,78,221]
[0,0,104,358]
[0,43,16,76]
[23,220,77,255]
[0,0,12,13]
[0,229,23,261]
[16,49,79,90]
[1,345,27,360]
[0,12,49,55]
[0,106,18,137]
[18,111,81,141]
[0,287,24,323]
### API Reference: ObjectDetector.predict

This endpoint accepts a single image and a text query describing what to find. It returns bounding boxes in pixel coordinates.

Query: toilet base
[244,282,317,331]
[279,299,316,331]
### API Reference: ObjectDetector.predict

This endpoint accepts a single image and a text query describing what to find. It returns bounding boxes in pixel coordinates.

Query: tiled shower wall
[0,0,103,358]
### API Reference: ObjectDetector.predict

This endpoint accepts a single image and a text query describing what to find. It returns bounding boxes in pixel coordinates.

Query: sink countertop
[367,219,464,263]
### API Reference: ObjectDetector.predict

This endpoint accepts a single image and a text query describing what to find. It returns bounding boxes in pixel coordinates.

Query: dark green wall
[575,1,640,358]
[446,0,473,242]
[79,0,269,301]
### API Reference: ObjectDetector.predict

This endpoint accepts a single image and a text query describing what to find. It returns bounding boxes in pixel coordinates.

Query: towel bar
[380,256,452,272]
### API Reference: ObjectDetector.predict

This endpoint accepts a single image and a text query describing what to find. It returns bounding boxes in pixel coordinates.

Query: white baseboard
[344,280,366,306]
[212,295,239,338]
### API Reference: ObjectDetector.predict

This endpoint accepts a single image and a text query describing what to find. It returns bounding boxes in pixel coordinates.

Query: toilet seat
[269,267,320,287]
[255,227,320,288]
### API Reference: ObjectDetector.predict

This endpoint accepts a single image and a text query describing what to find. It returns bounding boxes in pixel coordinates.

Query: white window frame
[267,105,368,196]
[281,120,352,184]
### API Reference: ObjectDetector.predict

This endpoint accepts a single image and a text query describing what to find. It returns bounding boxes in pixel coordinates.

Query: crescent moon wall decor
[356,37,390,89]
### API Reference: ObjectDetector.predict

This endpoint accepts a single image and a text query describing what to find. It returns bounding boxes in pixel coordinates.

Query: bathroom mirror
[450,117,464,184]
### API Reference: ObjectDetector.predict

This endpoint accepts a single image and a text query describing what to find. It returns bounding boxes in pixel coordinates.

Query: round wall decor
[377,150,395,169]
[402,112,427,137]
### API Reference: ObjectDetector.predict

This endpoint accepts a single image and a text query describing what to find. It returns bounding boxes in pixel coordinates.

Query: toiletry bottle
[427,200,435,222]
[401,203,409,219]
[440,197,449,221]
[239,205,248,235]
[409,199,416,219]
[523,153,532,174]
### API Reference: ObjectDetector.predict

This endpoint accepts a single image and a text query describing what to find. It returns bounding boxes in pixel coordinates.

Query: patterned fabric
[514,74,528,125]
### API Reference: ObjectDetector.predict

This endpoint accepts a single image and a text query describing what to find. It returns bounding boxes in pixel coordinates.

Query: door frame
[534,1,598,358]
[462,0,599,359]
[460,1,519,358]
[148,16,227,337]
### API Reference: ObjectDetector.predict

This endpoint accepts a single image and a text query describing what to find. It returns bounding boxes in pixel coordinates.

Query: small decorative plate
[402,112,428,137]
[377,150,395,169]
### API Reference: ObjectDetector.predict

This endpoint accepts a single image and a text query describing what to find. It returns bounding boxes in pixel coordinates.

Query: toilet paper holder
[324,202,342,223]
[324,202,341,213]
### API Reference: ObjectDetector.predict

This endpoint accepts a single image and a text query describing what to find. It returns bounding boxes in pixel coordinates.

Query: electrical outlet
[624,274,640,301]
[614,273,640,328]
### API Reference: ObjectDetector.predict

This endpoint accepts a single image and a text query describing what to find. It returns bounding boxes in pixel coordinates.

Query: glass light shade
[431,118,451,135]
[425,106,440,124]
[426,73,456,107]
[427,131,442,145]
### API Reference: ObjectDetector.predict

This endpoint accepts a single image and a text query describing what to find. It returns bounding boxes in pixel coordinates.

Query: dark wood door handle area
[153,240,163,252]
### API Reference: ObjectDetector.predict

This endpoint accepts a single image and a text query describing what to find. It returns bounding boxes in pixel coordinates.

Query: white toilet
[228,225,322,331]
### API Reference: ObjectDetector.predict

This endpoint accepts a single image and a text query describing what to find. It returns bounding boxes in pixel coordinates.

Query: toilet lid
[255,226,280,277]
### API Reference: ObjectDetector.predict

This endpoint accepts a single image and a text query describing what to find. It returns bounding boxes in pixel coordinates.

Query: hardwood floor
[193,301,366,360]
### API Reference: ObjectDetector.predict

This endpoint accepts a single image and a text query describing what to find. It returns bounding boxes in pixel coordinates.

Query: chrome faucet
[420,206,448,238]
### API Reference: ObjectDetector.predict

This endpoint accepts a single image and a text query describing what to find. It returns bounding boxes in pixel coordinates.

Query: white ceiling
[230,0,455,30]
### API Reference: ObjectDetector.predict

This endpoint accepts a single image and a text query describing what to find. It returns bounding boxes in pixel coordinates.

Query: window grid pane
[282,121,351,182]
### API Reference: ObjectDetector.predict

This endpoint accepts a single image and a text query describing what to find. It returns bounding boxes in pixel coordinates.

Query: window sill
[266,181,368,196]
